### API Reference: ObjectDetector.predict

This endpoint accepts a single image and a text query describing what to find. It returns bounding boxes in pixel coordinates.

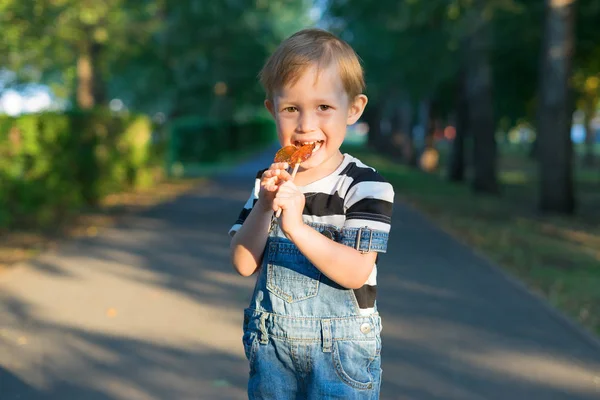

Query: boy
[229,28,394,399]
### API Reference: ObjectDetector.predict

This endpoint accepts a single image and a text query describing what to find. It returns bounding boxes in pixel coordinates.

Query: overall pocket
[266,260,321,303]
[332,337,380,390]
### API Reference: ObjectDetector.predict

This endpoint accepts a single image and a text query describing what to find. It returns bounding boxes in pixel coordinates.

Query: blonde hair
[259,28,365,101]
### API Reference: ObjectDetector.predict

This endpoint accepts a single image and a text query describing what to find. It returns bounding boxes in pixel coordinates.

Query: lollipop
[273,142,316,217]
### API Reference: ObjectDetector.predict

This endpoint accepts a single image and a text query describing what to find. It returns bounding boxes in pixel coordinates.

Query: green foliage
[0,110,162,229]
[113,0,314,117]
[0,0,159,101]
[0,0,315,119]
[326,0,600,125]
[167,116,276,171]
[327,0,461,104]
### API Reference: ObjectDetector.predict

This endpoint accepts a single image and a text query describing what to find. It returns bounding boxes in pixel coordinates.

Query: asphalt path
[1,146,599,399]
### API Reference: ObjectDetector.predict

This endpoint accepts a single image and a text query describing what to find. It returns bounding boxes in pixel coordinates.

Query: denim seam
[347,287,363,315]
[249,310,380,322]
[268,336,377,343]
[290,341,301,374]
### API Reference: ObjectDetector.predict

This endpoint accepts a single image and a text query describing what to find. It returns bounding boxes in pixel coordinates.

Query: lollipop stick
[275,162,301,218]
[290,162,300,179]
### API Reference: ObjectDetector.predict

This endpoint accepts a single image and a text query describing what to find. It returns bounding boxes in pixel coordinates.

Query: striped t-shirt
[229,153,394,315]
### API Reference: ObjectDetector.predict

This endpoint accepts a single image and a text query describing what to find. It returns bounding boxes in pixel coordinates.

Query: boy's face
[265,63,367,172]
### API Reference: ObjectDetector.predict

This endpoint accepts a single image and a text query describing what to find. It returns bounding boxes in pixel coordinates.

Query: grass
[342,142,600,337]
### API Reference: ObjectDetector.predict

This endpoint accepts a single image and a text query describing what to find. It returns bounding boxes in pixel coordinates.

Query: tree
[536,0,576,213]
[0,0,314,116]
[448,69,468,182]
[464,2,499,194]
[0,0,160,109]
[112,0,313,118]
[573,0,600,167]
[326,0,460,161]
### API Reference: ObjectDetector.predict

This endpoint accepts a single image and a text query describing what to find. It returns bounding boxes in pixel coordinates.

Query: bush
[167,116,276,169]
[0,109,163,230]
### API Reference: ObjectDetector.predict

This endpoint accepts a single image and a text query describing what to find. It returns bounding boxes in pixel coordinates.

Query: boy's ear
[264,99,276,118]
[347,94,368,125]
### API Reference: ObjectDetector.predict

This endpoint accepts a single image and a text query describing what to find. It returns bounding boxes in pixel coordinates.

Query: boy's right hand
[257,162,292,212]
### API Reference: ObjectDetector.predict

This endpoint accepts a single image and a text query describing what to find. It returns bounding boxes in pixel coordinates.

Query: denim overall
[242,220,389,399]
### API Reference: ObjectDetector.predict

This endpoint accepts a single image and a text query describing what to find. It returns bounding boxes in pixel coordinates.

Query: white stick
[275,163,300,218]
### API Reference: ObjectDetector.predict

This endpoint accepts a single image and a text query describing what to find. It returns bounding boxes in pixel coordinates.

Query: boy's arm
[230,163,292,277]
[274,173,393,289]
[230,201,273,277]
[287,226,377,289]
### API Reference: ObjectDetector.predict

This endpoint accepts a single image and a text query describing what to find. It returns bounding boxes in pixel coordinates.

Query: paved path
[1,147,600,399]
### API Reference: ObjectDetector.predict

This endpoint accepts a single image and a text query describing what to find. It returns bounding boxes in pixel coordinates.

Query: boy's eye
[283,106,298,113]
[318,105,331,111]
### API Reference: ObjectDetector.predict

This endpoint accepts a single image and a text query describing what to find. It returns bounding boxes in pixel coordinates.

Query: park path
[1,145,600,399]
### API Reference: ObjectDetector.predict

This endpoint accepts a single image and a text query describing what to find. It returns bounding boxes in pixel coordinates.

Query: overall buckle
[355,226,373,254]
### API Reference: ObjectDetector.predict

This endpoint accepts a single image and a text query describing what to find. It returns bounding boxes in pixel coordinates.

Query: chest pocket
[266,241,321,303]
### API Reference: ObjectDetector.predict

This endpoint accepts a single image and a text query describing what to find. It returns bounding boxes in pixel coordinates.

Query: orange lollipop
[290,143,315,164]
[273,142,316,217]
[274,146,297,163]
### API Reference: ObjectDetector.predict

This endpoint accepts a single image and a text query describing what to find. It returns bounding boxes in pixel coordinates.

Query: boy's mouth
[294,140,324,154]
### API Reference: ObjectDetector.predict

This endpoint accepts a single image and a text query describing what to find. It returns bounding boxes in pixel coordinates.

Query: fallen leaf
[106,308,118,317]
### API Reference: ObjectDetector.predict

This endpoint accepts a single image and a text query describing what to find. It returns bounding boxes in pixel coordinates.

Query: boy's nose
[297,112,317,133]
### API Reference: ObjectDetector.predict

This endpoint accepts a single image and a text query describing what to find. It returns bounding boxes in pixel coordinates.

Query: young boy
[229,28,394,399]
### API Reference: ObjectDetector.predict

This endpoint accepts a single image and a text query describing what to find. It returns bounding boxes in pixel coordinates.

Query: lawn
[343,142,600,337]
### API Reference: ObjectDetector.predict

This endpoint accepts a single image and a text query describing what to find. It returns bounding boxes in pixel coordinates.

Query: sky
[0,88,54,116]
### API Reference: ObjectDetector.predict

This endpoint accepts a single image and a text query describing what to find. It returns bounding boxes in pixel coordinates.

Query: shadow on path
[0,146,599,399]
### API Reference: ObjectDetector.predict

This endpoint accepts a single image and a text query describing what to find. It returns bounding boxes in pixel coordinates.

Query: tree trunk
[537,0,576,213]
[415,98,430,160]
[91,42,106,106]
[76,41,105,109]
[77,47,95,109]
[389,102,404,158]
[364,101,383,150]
[400,95,416,165]
[448,70,468,182]
[465,8,499,194]
[529,136,539,159]
[386,92,414,162]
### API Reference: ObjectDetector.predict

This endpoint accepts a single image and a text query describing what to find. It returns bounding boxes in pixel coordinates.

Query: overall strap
[340,226,389,253]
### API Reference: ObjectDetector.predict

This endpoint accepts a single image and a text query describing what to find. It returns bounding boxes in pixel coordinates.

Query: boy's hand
[273,180,305,236]
[257,162,291,212]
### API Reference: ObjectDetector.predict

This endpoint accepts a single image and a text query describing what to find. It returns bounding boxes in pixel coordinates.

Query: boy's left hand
[273,180,305,236]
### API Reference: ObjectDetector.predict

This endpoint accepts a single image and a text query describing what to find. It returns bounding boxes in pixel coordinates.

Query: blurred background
[0,1,598,335]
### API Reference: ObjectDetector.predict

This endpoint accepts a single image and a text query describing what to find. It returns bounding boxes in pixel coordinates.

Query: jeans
[243,309,382,399]
[242,222,386,399]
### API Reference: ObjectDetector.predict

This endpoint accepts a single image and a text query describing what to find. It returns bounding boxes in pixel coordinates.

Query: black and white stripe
[229,153,394,315]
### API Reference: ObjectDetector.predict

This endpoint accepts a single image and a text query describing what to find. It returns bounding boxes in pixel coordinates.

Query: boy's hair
[259,28,365,101]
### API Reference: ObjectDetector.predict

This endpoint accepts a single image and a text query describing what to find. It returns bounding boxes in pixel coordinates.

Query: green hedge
[0,109,163,229]
[167,116,276,171]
